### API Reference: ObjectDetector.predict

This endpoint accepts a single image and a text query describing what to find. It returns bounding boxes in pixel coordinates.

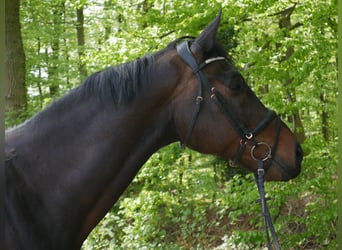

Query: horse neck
[73,77,180,245]
[5,71,179,249]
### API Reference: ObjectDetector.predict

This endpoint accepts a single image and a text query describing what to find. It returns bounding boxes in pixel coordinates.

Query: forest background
[5,0,337,249]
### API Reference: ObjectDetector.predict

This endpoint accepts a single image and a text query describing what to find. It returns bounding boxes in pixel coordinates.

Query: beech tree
[5,0,27,124]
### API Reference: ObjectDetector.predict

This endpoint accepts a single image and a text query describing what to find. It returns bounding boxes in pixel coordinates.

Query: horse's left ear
[190,10,222,57]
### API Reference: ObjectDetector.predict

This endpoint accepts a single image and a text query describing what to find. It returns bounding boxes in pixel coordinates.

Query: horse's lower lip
[278,174,292,182]
[280,164,301,181]
[289,164,301,179]
[265,157,301,181]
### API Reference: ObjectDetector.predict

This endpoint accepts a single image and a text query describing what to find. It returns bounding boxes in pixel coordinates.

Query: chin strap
[255,160,281,250]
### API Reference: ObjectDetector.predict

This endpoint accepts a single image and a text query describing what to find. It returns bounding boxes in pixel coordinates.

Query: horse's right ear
[190,10,222,58]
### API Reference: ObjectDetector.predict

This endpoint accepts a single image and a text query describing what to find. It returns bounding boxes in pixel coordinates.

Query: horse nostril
[296,144,304,163]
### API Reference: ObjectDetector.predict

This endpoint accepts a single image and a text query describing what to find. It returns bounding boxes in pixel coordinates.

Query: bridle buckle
[257,168,264,176]
[245,132,254,140]
[196,96,203,104]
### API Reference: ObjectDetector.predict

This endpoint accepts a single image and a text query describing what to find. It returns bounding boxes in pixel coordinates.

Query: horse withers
[4,11,303,250]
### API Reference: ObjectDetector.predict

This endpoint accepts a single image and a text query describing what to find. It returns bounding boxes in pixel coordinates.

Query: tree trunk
[275,4,306,143]
[76,6,87,81]
[320,94,329,141]
[5,0,27,118]
[104,0,113,41]
[48,3,65,97]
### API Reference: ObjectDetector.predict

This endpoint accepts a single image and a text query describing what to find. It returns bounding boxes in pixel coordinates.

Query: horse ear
[190,10,222,57]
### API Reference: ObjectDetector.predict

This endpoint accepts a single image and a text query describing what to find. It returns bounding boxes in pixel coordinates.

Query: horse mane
[74,38,190,106]
[72,38,187,107]
[82,40,231,104]
[39,36,233,113]
[77,55,154,106]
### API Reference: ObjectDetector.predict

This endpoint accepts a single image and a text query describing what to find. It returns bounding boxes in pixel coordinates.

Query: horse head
[170,12,303,181]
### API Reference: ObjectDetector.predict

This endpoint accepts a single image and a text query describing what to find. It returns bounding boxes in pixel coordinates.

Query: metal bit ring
[251,142,272,162]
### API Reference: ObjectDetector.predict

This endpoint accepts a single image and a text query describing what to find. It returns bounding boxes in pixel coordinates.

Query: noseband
[177,41,282,249]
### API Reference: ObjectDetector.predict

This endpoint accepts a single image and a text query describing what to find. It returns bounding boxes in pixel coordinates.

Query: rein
[177,41,281,249]
[255,160,281,250]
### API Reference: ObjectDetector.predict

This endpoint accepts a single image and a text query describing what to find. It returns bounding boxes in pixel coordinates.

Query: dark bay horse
[4,12,303,249]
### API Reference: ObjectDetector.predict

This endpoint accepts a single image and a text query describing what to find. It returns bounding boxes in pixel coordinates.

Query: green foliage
[84,139,337,249]
[13,0,337,249]
[83,143,337,249]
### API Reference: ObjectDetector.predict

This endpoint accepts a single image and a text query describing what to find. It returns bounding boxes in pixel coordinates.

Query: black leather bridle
[177,41,282,250]
[176,41,281,165]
